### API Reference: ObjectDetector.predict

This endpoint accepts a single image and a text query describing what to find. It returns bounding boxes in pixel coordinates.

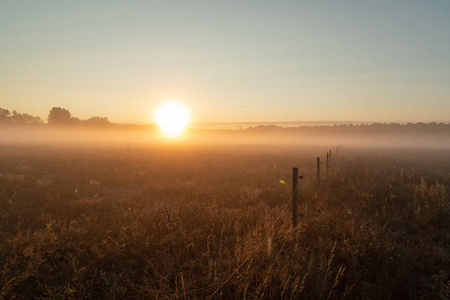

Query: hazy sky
[1,1,449,124]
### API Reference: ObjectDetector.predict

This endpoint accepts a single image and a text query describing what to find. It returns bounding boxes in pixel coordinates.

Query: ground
[0,144,449,299]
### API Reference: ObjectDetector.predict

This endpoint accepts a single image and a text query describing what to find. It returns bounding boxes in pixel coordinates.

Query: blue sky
[1,1,449,123]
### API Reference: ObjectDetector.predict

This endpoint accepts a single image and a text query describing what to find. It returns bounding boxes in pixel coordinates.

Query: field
[0,143,449,299]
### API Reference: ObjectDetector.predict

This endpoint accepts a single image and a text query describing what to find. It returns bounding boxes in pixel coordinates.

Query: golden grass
[0,145,448,299]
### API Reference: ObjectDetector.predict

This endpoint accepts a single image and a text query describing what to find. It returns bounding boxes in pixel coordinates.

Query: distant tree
[23,113,42,124]
[0,108,10,123]
[9,110,42,124]
[48,107,80,125]
[84,116,110,127]
[48,107,71,124]
[0,108,42,124]
[11,110,22,123]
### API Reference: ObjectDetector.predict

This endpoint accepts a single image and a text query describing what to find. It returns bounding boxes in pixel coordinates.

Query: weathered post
[292,168,298,228]
[317,157,320,189]
[326,152,329,175]
[329,150,332,164]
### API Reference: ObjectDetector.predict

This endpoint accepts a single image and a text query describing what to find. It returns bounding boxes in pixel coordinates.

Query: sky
[1,0,449,124]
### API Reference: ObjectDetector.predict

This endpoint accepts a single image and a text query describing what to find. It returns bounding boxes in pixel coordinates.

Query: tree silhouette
[10,111,42,124]
[0,108,10,123]
[0,108,42,124]
[84,116,110,127]
[48,107,79,125]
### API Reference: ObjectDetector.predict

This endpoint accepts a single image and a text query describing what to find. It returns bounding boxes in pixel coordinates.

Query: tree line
[1,107,448,135]
[47,107,110,126]
[0,108,43,125]
[0,107,111,127]
[243,122,450,136]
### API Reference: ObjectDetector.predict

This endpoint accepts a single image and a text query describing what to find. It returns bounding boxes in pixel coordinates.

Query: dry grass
[0,145,449,299]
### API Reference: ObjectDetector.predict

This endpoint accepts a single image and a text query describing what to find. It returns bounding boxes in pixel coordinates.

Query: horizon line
[124,120,449,126]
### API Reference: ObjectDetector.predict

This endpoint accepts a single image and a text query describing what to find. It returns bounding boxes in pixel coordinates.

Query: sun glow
[155,103,190,138]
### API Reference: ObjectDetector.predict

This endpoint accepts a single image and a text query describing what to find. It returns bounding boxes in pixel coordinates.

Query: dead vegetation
[0,145,449,299]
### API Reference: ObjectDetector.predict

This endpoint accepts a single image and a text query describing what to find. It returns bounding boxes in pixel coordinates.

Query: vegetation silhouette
[1,106,449,139]
[0,108,42,125]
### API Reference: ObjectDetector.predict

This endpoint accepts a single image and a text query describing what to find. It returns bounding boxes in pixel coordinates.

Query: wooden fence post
[292,167,298,228]
[326,152,329,175]
[317,157,320,189]
[329,150,332,164]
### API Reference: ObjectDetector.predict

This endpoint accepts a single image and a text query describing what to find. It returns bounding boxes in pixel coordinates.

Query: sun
[155,103,190,138]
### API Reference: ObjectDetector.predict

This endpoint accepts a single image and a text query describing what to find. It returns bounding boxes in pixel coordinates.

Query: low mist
[1,123,449,150]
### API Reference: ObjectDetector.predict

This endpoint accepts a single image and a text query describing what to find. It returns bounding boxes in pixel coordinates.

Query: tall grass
[0,145,448,298]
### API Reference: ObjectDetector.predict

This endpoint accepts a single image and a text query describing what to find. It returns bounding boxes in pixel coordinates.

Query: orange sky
[1,1,449,124]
